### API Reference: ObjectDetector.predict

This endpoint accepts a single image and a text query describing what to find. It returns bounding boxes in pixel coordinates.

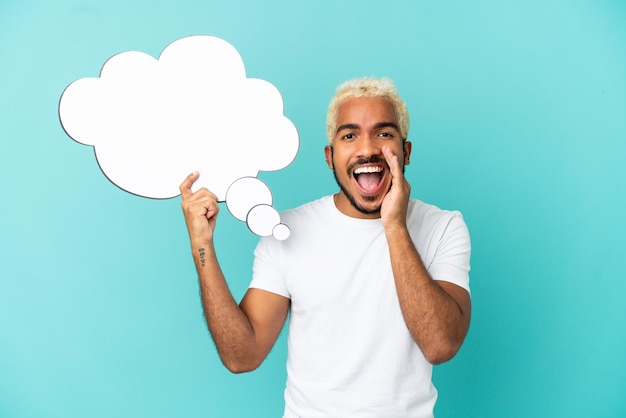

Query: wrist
[383,221,410,239]
[191,241,215,270]
[190,237,214,252]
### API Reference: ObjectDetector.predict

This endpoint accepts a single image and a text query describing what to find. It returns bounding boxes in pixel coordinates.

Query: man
[180,77,471,417]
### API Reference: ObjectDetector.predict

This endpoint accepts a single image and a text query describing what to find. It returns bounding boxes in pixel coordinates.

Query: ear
[403,141,412,165]
[324,145,334,169]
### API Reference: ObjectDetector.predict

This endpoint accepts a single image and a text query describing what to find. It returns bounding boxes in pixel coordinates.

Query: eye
[378,132,393,138]
[342,132,356,140]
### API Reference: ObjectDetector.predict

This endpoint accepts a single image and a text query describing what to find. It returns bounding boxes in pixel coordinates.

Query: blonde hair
[326,77,410,143]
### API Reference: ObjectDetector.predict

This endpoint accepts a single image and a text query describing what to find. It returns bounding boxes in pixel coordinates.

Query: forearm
[179,174,280,372]
[192,242,260,373]
[385,226,469,364]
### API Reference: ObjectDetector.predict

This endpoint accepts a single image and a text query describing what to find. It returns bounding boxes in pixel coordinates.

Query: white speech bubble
[59,35,298,238]
[272,223,291,241]
[226,177,273,221]
[246,204,290,241]
[226,177,289,240]
[247,204,279,236]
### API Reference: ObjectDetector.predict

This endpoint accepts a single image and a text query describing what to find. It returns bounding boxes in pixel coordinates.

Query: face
[324,96,411,219]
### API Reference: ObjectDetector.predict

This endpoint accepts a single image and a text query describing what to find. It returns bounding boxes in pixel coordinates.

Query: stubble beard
[331,167,382,215]
[329,148,405,216]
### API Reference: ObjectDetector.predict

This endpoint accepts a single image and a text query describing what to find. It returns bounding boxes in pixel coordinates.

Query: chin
[357,205,381,216]
[353,195,384,215]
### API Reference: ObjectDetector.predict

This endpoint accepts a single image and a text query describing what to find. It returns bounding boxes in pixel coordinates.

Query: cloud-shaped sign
[59,35,298,240]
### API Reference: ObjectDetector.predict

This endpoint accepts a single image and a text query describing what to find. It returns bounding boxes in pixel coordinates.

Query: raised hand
[179,172,220,246]
[380,146,411,230]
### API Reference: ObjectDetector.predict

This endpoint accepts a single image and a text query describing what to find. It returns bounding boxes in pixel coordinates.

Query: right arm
[180,172,290,373]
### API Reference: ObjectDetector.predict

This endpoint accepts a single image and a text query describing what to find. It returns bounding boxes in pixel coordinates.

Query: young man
[180,77,471,417]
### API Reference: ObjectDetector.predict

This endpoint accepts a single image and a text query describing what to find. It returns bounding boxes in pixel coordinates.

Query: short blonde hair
[326,77,410,143]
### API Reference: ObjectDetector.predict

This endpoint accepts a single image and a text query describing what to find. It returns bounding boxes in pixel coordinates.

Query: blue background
[1,1,625,417]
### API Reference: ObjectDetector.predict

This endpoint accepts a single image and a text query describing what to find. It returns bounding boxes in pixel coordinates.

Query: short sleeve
[249,236,291,299]
[428,212,471,294]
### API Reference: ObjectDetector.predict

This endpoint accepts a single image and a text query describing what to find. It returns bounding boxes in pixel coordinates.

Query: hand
[180,172,220,246]
[380,146,411,230]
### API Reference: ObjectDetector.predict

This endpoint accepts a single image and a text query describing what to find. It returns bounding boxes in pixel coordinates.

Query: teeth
[354,166,383,174]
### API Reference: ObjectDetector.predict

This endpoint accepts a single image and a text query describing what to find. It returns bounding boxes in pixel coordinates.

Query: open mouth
[353,165,386,194]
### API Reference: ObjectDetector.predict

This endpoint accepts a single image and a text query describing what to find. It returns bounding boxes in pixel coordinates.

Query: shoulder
[406,199,470,251]
[407,199,466,227]
[256,196,334,251]
[280,195,334,223]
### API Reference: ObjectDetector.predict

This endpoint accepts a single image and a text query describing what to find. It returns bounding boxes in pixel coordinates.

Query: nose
[357,135,381,158]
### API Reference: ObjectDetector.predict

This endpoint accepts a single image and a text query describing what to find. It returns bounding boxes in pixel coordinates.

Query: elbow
[421,338,464,365]
[226,365,255,374]
[423,348,456,365]
[224,363,254,374]
[221,356,262,374]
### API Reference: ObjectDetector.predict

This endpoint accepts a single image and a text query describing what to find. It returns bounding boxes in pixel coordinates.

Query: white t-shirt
[250,196,471,418]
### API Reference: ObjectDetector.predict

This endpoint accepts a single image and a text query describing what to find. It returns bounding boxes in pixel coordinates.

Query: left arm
[381,147,471,365]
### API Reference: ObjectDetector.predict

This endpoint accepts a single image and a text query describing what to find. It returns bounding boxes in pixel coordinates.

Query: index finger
[179,171,200,198]
[382,146,403,180]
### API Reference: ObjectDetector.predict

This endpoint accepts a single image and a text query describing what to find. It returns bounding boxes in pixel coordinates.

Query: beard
[331,166,383,215]
[329,148,405,216]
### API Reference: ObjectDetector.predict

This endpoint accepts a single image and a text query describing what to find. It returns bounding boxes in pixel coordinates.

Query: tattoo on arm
[198,248,206,267]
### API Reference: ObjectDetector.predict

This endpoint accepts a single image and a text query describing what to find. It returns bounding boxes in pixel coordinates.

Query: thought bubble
[226,177,290,240]
[58,35,298,239]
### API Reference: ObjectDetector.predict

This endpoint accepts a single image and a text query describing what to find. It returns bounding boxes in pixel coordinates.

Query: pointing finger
[382,146,402,179]
[179,171,200,198]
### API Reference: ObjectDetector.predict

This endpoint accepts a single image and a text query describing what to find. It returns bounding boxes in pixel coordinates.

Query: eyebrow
[373,122,400,131]
[335,123,360,134]
[335,121,400,135]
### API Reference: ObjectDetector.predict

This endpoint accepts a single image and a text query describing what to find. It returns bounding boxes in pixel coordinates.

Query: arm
[380,148,471,365]
[180,172,290,373]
